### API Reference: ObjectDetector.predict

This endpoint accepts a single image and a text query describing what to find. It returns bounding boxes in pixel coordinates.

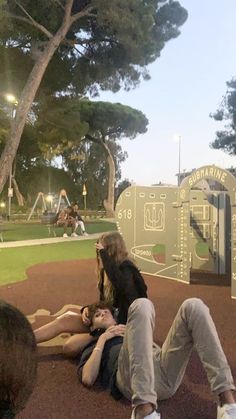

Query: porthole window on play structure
[152,244,166,264]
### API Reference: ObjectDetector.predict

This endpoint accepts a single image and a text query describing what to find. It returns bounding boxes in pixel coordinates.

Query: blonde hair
[97,232,129,305]
[102,271,114,305]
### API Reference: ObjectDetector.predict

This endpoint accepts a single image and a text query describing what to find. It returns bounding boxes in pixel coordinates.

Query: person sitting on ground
[71,203,88,236]
[0,300,37,418]
[78,300,236,419]
[56,206,77,237]
[33,232,148,357]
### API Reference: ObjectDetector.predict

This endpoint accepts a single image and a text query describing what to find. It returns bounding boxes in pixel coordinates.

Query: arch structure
[115,165,236,299]
[178,165,236,299]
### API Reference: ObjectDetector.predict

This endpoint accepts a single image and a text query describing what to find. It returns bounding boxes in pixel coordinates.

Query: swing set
[27,189,70,222]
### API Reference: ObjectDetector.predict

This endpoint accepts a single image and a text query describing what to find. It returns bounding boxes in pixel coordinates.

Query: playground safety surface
[0,259,235,419]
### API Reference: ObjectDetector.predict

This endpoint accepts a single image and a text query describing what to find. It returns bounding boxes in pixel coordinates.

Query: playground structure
[115,165,236,299]
[27,190,70,222]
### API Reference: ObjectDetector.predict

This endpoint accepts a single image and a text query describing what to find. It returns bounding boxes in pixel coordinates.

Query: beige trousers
[116,298,235,408]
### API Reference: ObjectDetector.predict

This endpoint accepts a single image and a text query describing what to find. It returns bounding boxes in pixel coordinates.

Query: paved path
[0,232,102,248]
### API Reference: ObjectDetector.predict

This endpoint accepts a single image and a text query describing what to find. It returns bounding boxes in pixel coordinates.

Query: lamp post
[46,194,53,211]
[0,202,6,214]
[82,184,87,210]
[5,93,18,221]
[174,134,182,186]
[178,135,181,186]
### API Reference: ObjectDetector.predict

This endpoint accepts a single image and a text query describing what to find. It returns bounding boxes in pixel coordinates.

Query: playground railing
[8,213,40,222]
[78,210,106,219]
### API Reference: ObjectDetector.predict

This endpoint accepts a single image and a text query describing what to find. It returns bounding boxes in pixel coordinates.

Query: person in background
[56,206,77,237]
[78,300,236,419]
[34,232,148,357]
[71,203,88,236]
[0,300,37,418]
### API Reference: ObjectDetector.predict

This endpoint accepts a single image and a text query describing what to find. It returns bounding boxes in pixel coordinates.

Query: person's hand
[102,324,126,342]
[81,307,91,326]
[95,242,104,252]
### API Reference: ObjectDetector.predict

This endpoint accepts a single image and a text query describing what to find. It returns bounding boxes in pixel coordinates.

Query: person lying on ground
[0,300,37,418]
[33,232,148,356]
[78,300,236,419]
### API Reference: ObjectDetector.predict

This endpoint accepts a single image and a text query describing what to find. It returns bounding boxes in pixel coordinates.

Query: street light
[5,93,18,220]
[82,184,87,210]
[46,194,53,211]
[5,93,18,105]
[178,135,181,186]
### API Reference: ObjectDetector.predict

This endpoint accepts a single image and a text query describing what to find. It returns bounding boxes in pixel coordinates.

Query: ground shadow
[190,270,231,286]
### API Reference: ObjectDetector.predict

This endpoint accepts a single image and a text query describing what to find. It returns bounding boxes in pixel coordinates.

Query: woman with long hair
[95,232,148,324]
[34,232,148,357]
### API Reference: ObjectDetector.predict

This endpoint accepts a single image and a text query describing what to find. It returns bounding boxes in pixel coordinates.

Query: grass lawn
[0,240,96,286]
[0,220,117,286]
[0,219,116,241]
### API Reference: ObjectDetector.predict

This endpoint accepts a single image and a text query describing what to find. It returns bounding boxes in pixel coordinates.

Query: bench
[41,213,86,237]
[41,213,58,237]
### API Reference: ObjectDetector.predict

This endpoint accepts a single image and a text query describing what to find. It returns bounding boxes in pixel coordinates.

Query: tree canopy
[0,0,188,193]
[36,97,148,214]
[210,78,236,154]
[0,0,188,96]
[0,97,147,211]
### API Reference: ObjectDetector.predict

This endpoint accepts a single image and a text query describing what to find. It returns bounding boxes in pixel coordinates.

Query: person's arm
[77,212,83,221]
[81,333,106,386]
[58,210,64,220]
[98,248,131,292]
[81,325,125,387]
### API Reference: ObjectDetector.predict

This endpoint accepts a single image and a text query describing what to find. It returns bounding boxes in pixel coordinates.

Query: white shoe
[83,232,88,236]
[63,233,68,238]
[131,407,161,419]
[71,232,78,237]
[217,404,236,419]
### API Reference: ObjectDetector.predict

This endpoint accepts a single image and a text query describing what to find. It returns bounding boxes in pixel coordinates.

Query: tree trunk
[11,159,25,206]
[0,1,75,193]
[102,141,115,218]
[12,178,25,206]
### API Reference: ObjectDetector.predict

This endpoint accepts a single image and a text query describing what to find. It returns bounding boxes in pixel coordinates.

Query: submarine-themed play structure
[115,165,236,299]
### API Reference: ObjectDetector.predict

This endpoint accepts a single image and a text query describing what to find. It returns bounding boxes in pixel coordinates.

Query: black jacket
[98,249,148,324]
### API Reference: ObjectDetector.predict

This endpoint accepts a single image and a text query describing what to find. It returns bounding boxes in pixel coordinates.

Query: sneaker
[71,232,78,237]
[63,233,68,238]
[217,404,236,419]
[131,407,161,419]
[83,232,88,236]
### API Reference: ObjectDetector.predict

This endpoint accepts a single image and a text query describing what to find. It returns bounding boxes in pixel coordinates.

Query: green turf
[0,240,96,286]
[0,220,117,286]
[0,220,116,242]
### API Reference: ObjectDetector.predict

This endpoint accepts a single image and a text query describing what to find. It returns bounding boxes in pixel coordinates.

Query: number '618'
[117,209,132,220]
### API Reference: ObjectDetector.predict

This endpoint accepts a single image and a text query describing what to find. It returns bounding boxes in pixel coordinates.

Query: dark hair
[87,301,114,326]
[0,300,37,417]
[87,302,116,338]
